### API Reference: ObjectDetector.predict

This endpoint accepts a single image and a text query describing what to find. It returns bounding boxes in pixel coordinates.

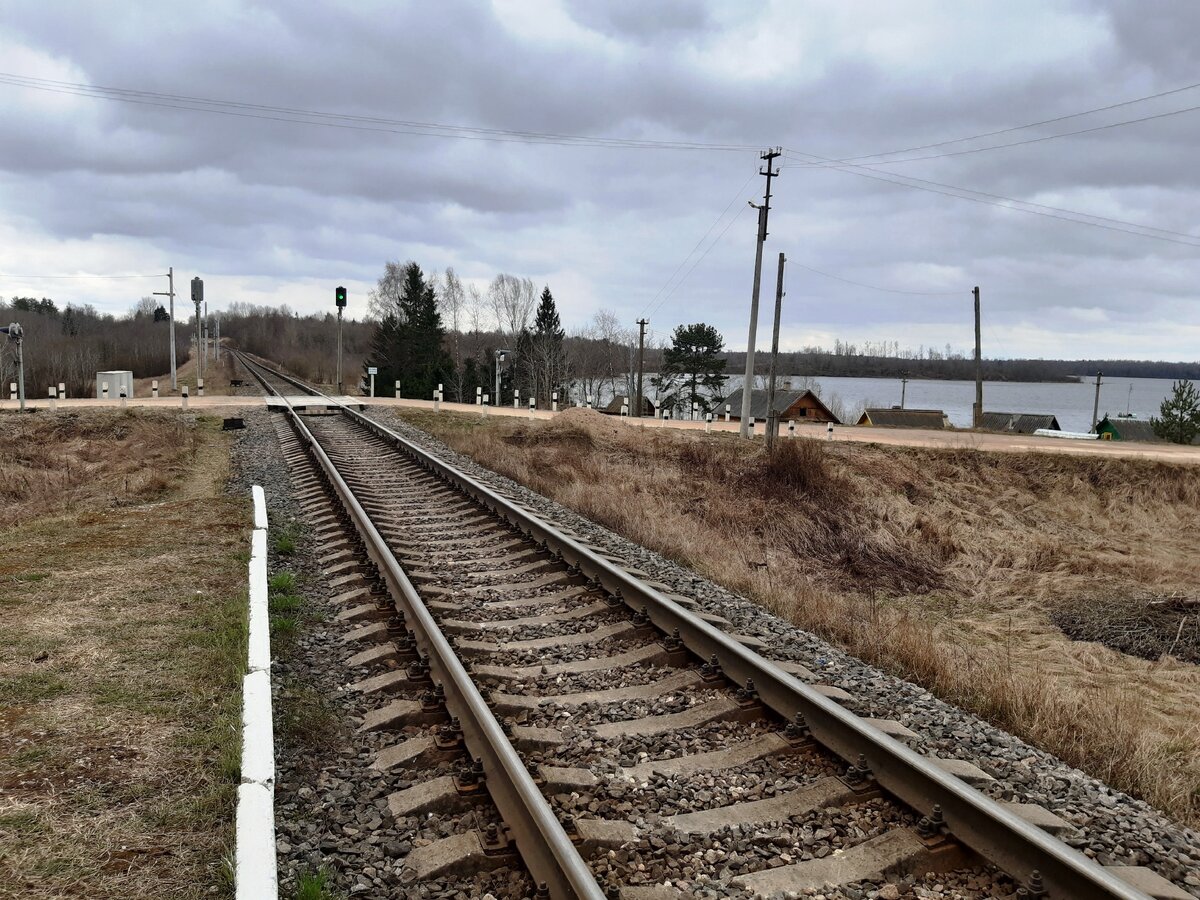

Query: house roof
[979,411,1061,434]
[858,407,949,429]
[602,394,655,415]
[1097,416,1162,442]
[719,388,841,423]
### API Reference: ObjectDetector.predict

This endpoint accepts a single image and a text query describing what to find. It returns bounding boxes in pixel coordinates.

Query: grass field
[0,410,246,899]
[400,406,1200,828]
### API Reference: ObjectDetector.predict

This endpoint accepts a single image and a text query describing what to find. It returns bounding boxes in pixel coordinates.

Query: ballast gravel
[365,406,1200,898]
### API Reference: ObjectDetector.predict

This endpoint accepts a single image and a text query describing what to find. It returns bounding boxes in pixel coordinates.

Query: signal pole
[153,267,177,389]
[635,318,648,419]
[764,253,786,450]
[972,285,982,428]
[740,147,782,438]
[191,277,204,383]
[335,286,347,394]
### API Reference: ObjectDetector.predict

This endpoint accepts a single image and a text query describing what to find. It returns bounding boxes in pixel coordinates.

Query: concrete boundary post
[724,403,731,423]
[706,412,712,434]
[237,484,277,900]
[552,391,558,413]
[9,382,16,401]
[120,390,127,409]
[528,397,535,417]
[197,377,205,398]
[48,386,57,411]
[181,385,189,410]
[58,382,66,400]
[433,388,440,412]
[102,381,109,399]
[152,380,159,399]
[788,420,795,438]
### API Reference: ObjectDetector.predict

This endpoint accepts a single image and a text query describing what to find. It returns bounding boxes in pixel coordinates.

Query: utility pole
[635,318,648,419]
[1091,371,1103,432]
[153,268,177,389]
[740,147,782,438]
[204,300,209,364]
[764,253,786,451]
[972,285,982,428]
[900,372,909,409]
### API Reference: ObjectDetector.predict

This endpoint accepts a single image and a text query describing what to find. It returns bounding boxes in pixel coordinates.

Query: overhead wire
[788,261,965,296]
[650,205,751,319]
[640,169,757,318]
[794,79,1200,166]
[0,272,166,278]
[0,72,758,152]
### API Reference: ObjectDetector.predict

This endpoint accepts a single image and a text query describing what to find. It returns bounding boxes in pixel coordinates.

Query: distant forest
[725,349,1200,383]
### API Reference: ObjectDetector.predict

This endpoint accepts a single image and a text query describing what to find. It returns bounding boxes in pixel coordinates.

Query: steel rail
[234,352,606,900]
[239,351,1153,899]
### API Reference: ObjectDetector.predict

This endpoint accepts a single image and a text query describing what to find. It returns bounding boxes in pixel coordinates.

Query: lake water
[757,374,1181,433]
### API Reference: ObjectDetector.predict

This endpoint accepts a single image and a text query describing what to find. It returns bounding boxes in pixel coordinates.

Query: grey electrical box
[96,370,134,399]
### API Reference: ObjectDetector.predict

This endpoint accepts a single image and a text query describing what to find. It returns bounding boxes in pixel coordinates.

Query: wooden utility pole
[900,372,909,409]
[1091,371,1103,432]
[972,285,982,428]
[740,147,783,438]
[635,318,648,419]
[764,252,786,451]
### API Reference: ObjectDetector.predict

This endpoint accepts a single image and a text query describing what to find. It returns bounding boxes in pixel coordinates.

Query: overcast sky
[2,0,1198,360]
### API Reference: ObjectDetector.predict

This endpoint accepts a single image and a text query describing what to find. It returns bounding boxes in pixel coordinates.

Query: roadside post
[788,420,795,438]
[120,388,127,409]
[395,380,401,399]
[724,403,731,423]
[528,397,535,417]
[513,388,520,410]
[48,386,56,411]
[58,382,66,400]
[182,384,189,410]
[692,400,698,421]
[827,422,834,441]
[152,380,159,398]
[197,377,205,397]
[102,381,109,400]
[705,412,712,434]
[476,386,482,407]
[621,401,628,419]
[748,419,755,437]
[482,393,489,416]
[432,387,440,411]
[552,390,558,413]
[367,366,377,398]
[9,382,16,401]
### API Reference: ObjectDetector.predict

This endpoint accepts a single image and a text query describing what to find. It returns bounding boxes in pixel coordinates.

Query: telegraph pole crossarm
[740,147,783,439]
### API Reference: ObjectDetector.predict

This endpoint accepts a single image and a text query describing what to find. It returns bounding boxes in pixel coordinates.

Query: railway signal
[335,286,347,394]
[1,322,25,411]
[191,277,204,379]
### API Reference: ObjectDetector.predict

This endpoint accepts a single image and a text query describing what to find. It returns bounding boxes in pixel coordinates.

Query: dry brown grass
[0,409,246,899]
[404,407,1200,827]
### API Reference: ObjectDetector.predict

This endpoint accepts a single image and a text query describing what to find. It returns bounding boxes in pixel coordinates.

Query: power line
[781,98,1200,169]
[789,261,964,295]
[802,79,1200,165]
[641,170,757,317]
[781,150,1200,247]
[0,272,166,278]
[0,72,758,152]
[650,204,750,318]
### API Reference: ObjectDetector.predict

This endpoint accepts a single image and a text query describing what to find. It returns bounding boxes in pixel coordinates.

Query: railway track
[231,350,1184,900]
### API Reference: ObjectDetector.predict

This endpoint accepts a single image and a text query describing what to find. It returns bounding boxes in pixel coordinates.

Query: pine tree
[653,323,727,415]
[1151,379,1200,444]
[525,285,567,406]
[365,262,451,397]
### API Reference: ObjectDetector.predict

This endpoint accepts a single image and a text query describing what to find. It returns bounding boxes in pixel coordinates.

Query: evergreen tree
[365,262,451,397]
[524,285,567,406]
[1151,379,1200,444]
[653,323,727,415]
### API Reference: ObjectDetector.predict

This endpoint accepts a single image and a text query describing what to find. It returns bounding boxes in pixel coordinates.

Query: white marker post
[9,382,16,401]
[48,386,57,411]
[58,382,66,400]
[476,386,482,407]
[691,401,698,421]
[432,387,440,412]
[395,380,401,399]
[827,422,834,441]
[513,389,520,410]
[197,377,204,398]
[621,401,628,419]
[482,393,489,416]
[748,419,755,437]
[528,396,535,417]
[705,412,712,434]
[724,403,731,423]
[120,389,127,409]
[586,395,593,409]
[552,391,558,413]
[181,384,189,410]
[102,381,109,400]
[788,420,795,438]
[152,380,159,399]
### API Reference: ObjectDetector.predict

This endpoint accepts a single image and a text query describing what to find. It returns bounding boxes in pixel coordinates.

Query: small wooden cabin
[718,388,841,424]
[857,408,950,429]
[979,411,1061,434]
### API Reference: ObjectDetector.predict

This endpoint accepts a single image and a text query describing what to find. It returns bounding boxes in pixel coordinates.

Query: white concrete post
[482,393,489,416]
[120,389,127,409]
[827,422,834,441]
[528,396,535,417]
[724,403,731,423]
[621,402,628,418]
[9,382,16,401]
[692,401,698,421]
[369,372,375,397]
[181,384,189,410]
[58,382,66,400]
[513,389,520,409]
[102,381,109,399]
[748,419,755,437]
[197,377,204,398]
[152,380,159,399]
[788,420,795,438]
[476,386,482,406]
[48,386,57,411]
[432,388,440,412]
[552,391,559,413]
[395,380,401,399]
[706,412,712,434]
[586,395,593,409]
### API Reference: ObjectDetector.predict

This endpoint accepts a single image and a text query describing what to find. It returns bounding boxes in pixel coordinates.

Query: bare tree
[368,261,408,321]
[440,268,466,401]
[488,274,535,342]
[132,296,158,318]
